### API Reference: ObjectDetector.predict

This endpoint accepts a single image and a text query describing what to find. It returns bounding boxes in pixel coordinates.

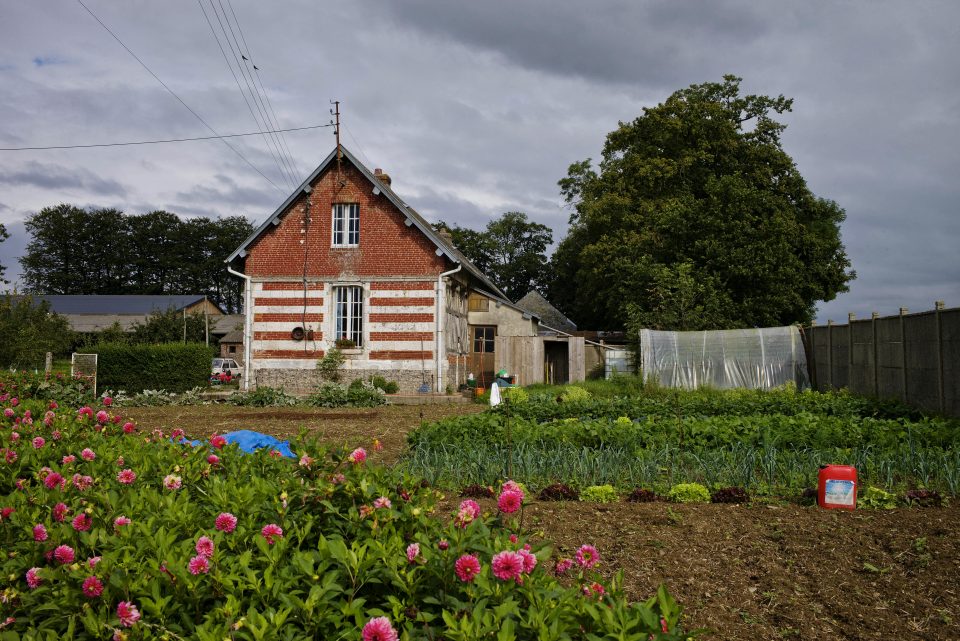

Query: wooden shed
[494,335,585,385]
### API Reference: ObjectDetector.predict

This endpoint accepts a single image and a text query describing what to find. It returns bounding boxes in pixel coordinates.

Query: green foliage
[667,483,711,503]
[502,386,529,404]
[580,484,619,503]
[306,381,386,408]
[0,295,72,369]
[228,386,298,407]
[317,348,345,382]
[434,212,553,300]
[549,75,854,330]
[370,375,400,394]
[0,397,692,640]
[0,370,95,406]
[95,342,214,394]
[128,307,212,345]
[404,382,960,495]
[859,486,899,510]
[557,385,591,403]
[19,204,253,312]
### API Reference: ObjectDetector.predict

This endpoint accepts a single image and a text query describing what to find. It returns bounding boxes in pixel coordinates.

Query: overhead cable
[75,0,287,194]
[0,123,334,152]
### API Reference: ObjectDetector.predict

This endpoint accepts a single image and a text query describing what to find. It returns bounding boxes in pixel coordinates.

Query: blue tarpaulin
[178,430,295,458]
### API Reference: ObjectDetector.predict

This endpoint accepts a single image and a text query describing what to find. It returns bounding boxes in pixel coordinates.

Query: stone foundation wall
[254,365,456,395]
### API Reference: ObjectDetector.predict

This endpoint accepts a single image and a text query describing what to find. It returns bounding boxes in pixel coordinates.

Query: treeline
[20,204,253,313]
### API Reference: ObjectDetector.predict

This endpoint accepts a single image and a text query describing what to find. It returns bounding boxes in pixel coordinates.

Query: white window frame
[334,285,364,347]
[331,203,359,247]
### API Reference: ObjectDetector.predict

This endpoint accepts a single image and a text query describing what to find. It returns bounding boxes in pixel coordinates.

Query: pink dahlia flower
[162,475,182,491]
[188,555,210,575]
[0,507,13,520]
[437,539,449,551]
[72,513,92,532]
[122,422,135,434]
[102,396,113,407]
[348,447,367,465]
[43,472,64,490]
[210,435,227,449]
[95,410,109,424]
[215,512,237,533]
[455,499,481,528]
[455,554,482,582]
[207,454,220,466]
[195,536,215,558]
[361,616,398,641]
[52,502,68,522]
[62,454,76,465]
[82,575,104,598]
[81,448,96,461]
[116,601,140,627]
[25,567,42,589]
[491,550,524,581]
[32,437,45,449]
[54,544,75,564]
[373,496,391,509]
[33,524,48,542]
[575,544,600,569]
[497,489,523,514]
[406,543,420,563]
[88,556,101,568]
[554,558,574,575]
[114,516,131,530]
[261,523,283,544]
[518,548,538,574]
[116,469,136,485]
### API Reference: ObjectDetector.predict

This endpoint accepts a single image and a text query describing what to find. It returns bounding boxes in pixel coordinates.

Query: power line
[0,123,334,152]
[225,0,304,180]
[214,0,300,185]
[196,0,294,189]
[74,0,287,194]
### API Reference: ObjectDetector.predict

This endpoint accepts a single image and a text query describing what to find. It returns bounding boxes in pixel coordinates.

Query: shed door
[469,325,496,386]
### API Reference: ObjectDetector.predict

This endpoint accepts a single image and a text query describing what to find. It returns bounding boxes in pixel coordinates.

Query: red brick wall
[245,161,448,278]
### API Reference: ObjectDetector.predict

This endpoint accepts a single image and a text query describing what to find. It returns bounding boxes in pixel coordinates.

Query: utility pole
[331,100,342,177]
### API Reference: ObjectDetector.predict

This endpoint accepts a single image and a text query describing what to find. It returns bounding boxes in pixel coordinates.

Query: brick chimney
[373,168,391,186]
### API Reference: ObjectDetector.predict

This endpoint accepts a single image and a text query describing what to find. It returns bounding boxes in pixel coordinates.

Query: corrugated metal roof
[225,145,507,300]
[14,295,215,315]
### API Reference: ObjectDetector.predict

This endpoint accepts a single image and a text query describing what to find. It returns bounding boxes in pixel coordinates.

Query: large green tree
[435,211,552,301]
[19,205,253,312]
[550,75,854,331]
[0,295,71,368]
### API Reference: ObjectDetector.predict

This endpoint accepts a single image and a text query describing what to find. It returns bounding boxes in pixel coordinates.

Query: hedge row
[94,342,214,394]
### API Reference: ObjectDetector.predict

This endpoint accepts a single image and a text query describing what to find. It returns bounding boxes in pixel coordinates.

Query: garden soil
[125,404,960,641]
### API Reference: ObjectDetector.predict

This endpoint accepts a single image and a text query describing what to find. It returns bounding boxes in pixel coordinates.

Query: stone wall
[254,364,455,395]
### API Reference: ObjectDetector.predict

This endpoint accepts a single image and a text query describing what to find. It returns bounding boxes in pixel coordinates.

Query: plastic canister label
[824,479,855,506]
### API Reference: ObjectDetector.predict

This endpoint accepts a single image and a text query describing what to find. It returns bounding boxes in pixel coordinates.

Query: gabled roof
[474,288,541,322]
[14,294,219,315]
[226,145,506,299]
[516,291,577,333]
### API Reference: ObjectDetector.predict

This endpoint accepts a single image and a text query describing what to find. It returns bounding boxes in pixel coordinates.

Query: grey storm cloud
[0,161,127,197]
[0,0,958,321]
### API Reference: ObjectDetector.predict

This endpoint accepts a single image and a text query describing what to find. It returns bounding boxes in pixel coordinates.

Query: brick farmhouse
[226,145,539,394]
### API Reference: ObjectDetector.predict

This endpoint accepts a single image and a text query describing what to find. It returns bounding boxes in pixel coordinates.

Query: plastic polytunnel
[638,326,809,390]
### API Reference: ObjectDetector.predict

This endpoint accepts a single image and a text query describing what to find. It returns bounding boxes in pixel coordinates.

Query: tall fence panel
[808,303,959,416]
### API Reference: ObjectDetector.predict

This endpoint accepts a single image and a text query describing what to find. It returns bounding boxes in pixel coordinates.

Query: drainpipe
[227,264,253,391]
[436,263,462,393]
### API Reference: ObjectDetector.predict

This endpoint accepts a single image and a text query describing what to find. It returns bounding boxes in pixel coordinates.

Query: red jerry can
[817,465,858,510]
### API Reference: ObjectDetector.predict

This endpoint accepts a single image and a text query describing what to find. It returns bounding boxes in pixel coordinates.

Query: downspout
[227,264,253,392]
[436,263,462,393]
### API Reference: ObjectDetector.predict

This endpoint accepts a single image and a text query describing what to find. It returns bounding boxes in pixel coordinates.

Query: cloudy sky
[1,0,958,324]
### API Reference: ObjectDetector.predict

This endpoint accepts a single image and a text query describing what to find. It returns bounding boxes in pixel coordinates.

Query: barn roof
[14,294,218,315]
[225,145,506,299]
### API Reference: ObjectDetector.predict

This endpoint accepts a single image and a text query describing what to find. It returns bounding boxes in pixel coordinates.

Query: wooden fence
[806,302,959,416]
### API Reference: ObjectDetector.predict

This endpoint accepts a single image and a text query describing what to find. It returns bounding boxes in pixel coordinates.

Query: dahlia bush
[0,393,691,639]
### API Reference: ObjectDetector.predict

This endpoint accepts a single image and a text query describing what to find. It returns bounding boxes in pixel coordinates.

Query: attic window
[468,296,489,312]
[332,203,359,247]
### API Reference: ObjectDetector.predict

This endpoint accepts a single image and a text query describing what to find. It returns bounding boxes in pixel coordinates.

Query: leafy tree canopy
[19,204,253,313]
[434,211,552,301]
[0,295,71,369]
[550,75,854,331]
